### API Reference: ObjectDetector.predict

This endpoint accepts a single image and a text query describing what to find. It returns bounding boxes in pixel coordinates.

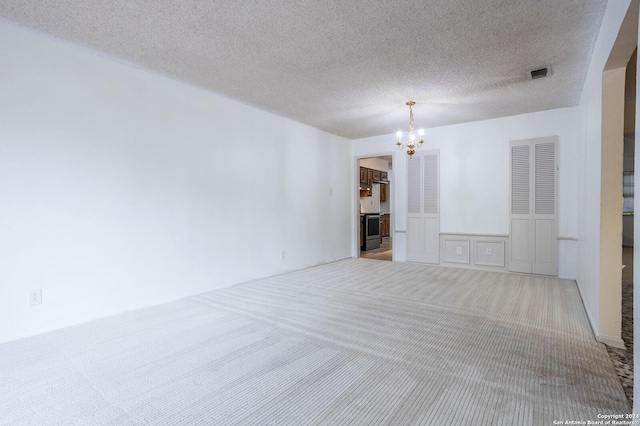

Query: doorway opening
[359,156,392,261]
[609,48,636,407]
[602,42,636,409]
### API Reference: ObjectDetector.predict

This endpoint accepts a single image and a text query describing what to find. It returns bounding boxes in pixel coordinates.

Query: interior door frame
[353,153,395,259]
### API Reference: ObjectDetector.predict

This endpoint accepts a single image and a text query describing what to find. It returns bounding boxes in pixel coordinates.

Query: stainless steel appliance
[362,213,381,251]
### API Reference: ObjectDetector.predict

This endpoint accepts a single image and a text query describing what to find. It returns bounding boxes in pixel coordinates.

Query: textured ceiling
[0,0,608,139]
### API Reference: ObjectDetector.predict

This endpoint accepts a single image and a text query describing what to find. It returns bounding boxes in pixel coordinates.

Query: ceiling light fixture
[395,101,424,158]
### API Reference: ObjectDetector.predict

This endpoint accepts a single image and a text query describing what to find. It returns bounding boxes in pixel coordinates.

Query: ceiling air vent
[529,67,550,79]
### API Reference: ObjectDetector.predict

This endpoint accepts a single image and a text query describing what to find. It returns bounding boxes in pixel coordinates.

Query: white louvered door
[509,143,531,273]
[509,137,557,275]
[532,142,557,275]
[407,150,440,264]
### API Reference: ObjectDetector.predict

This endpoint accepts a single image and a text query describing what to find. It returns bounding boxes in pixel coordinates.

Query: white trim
[597,335,626,349]
[440,232,509,238]
[574,278,602,344]
[354,152,396,259]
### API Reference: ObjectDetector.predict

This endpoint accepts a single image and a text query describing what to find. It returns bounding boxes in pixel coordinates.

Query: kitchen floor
[360,237,392,261]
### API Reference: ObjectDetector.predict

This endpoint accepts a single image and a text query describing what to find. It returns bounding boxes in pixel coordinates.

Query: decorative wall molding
[440,234,508,272]
[442,238,470,264]
[475,240,506,267]
[439,232,509,238]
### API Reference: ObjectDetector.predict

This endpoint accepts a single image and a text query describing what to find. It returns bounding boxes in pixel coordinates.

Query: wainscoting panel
[440,234,508,272]
[442,238,470,264]
[475,240,506,267]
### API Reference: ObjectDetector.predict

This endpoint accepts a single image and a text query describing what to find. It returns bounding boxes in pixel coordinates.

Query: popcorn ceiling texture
[0,0,607,138]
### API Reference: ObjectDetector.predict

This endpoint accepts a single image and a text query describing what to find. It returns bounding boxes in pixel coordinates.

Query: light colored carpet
[0,259,628,425]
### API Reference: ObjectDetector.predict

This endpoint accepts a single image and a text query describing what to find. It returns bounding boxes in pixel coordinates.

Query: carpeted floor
[0,259,628,425]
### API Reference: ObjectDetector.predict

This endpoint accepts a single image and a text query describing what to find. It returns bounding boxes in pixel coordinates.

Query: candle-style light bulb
[396,131,403,148]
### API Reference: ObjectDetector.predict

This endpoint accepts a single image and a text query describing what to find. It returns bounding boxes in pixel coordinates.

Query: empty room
[1,0,639,424]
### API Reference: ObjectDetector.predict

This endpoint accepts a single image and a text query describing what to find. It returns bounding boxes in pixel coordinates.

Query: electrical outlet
[486,247,492,255]
[456,247,462,255]
[29,289,42,306]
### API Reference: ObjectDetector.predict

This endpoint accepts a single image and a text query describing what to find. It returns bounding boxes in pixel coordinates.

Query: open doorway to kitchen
[602,32,636,407]
[609,48,636,408]
[359,156,392,261]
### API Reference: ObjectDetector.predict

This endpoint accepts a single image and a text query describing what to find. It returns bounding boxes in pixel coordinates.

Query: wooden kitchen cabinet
[380,184,387,202]
[359,166,387,186]
[380,215,390,237]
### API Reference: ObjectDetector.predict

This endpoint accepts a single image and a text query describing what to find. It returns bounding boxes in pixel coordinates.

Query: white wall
[360,184,380,213]
[359,158,389,172]
[576,0,632,349]
[0,21,352,343]
[352,107,580,277]
[599,67,625,348]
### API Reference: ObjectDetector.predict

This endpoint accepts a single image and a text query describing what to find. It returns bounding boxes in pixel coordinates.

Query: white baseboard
[575,278,626,349]
[597,335,626,349]
[574,278,598,339]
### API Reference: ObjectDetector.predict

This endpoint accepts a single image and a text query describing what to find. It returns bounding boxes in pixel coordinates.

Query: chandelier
[395,101,424,158]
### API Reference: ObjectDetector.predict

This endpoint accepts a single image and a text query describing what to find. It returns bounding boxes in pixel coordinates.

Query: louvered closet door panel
[406,154,422,262]
[534,219,554,264]
[423,153,439,263]
[509,142,532,273]
[423,217,439,263]
[406,151,440,264]
[424,154,438,214]
[510,219,530,264]
[535,143,556,215]
[509,137,558,276]
[407,155,421,214]
[532,140,557,276]
[511,145,530,215]
[406,217,424,262]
